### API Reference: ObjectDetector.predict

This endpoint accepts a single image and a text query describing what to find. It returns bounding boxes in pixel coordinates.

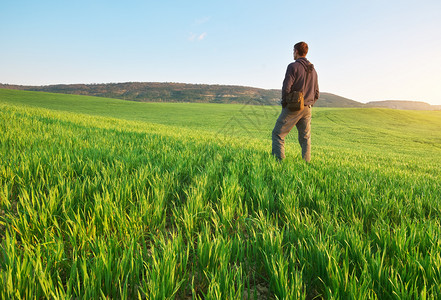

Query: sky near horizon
[1,0,441,105]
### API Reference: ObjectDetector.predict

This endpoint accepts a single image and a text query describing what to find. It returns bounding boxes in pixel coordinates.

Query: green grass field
[1,89,441,299]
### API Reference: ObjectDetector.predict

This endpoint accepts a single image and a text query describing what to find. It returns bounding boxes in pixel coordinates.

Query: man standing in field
[272,42,319,162]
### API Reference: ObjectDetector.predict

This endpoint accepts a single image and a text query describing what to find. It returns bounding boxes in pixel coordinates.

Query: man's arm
[282,63,295,102]
[314,71,319,101]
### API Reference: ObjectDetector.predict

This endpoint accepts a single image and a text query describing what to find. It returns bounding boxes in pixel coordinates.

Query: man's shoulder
[291,58,312,67]
[287,61,303,71]
[286,61,296,68]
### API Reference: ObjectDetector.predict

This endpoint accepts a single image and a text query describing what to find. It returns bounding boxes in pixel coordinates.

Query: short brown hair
[294,42,308,56]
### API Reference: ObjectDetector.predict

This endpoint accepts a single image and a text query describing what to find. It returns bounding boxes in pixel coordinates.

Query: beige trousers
[271,106,312,162]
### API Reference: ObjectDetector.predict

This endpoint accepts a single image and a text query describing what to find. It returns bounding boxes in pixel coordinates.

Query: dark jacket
[282,57,319,106]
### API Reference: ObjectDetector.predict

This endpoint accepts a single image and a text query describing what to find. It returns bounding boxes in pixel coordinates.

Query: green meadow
[1,89,440,299]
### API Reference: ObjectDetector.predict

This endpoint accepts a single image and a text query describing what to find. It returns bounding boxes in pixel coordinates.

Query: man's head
[294,42,308,60]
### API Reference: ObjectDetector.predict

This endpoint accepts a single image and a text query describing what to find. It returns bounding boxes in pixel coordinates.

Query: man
[272,41,319,162]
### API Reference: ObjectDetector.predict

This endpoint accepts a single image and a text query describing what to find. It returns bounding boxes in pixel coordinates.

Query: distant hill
[366,100,441,111]
[1,82,438,110]
[315,92,365,108]
[0,82,364,108]
[0,82,280,105]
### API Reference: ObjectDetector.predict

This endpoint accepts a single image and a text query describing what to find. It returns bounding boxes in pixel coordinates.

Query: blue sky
[1,0,441,105]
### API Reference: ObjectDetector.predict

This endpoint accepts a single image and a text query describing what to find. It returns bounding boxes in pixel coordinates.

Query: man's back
[282,58,319,106]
